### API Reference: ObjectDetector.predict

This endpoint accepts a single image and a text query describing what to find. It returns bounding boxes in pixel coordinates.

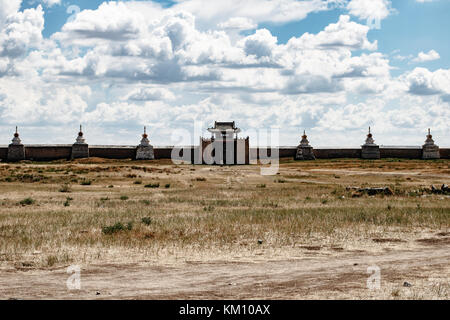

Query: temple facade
[200,121,249,165]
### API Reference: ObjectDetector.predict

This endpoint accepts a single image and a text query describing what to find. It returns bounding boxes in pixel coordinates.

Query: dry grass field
[0,158,449,299]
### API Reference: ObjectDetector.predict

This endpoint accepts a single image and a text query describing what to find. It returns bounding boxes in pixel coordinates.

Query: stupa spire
[11,126,21,145]
[136,125,154,160]
[365,126,375,145]
[422,128,439,159]
[424,128,435,145]
[140,126,150,146]
[75,124,86,144]
[300,129,310,146]
[295,129,315,160]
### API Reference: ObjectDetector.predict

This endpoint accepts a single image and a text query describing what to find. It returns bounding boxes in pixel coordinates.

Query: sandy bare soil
[1,239,448,300]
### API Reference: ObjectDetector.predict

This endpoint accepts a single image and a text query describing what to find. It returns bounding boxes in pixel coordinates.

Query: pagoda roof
[208,121,241,133]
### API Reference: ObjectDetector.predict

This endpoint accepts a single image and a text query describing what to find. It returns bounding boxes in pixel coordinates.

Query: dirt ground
[1,240,449,300]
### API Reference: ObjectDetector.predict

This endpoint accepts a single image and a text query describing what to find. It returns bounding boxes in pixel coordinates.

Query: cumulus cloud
[54,2,148,45]
[413,49,440,63]
[347,0,393,20]
[42,0,61,7]
[0,5,44,58]
[126,87,176,101]
[242,29,277,58]
[0,0,21,28]
[172,0,339,28]
[0,77,91,124]
[286,15,377,51]
[405,67,450,95]
[218,17,257,30]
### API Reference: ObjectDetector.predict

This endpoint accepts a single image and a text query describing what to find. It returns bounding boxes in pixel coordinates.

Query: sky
[0,0,449,147]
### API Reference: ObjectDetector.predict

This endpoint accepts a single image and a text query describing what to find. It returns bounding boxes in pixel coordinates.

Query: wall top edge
[0,145,449,149]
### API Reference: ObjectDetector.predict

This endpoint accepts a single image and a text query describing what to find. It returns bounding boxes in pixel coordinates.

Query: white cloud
[172,0,339,28]
[126,87,176,101]
[241,29,277,58]
[0,77,91,124]
[405,67,450,95]
[347,0,393,20]
[0,0,21,28]
[42,0,61,7]
[285,15,377,51]
[413,49,440,62]
[54,2,149,45]
[0,5,45,58]
[218,17,256,30]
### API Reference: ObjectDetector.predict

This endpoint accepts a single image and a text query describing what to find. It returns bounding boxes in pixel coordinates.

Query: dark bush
[19,198,35,206]
[145,183,160,188]
[141,217,152,225]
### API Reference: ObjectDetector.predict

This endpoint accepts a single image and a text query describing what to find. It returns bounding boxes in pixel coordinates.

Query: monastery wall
[0,145,449,161]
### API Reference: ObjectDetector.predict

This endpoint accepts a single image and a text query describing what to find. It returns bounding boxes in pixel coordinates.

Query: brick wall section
[440,148,450,159]
[0,145,449,161]
[25,145,72,161]
[154,147,175,159]
[89,146,136,159]
[314,148,362,158]
[380,148,422,159]
[0,147,7,160]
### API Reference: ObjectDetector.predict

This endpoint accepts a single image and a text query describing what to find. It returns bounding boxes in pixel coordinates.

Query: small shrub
[257,184,266,188]
[100,197,109,202]
[196,177,206,182]
[80,180,92,186]
[108,185,114,188]
[126,222,133,231]
[46,255,58,267]
[63,197,72,207]
[164,184,171,189]
[102,222,126,235]
[59,184,71,193]
[134,180,142,185]
[19,198,35,206]
[141,217,152,225]
[120,195,129,201]
[140,200,151,205]
[145,183,160,189]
